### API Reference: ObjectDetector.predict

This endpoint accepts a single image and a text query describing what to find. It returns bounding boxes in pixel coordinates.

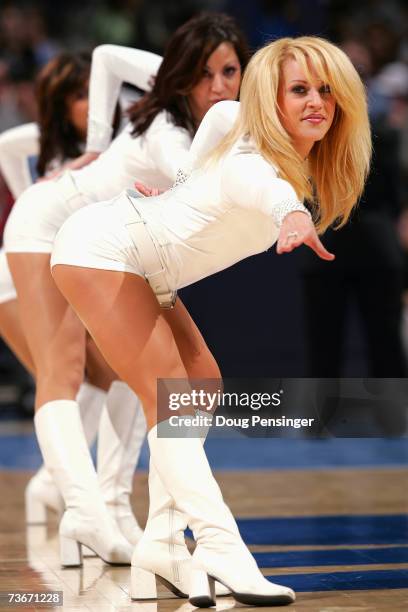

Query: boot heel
[82,545,96,557]
[189,569,216,608]
[25,495,47,525]
[131,566,158,600]
[60,535,82,567]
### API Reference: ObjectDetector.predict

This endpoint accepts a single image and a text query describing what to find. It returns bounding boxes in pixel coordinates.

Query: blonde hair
[208,36,372,233]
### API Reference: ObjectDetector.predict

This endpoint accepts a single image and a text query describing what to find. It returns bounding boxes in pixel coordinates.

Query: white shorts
[0,250,17,304]
[51,191,179,297]
[51,194,144,275]
[51,192,178,302]
[4,172,91,254]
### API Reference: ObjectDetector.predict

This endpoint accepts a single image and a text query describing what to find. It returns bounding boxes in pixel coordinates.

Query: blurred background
[1,0,408,418]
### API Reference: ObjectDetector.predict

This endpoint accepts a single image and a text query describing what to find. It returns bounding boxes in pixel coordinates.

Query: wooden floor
[0,433,407,610]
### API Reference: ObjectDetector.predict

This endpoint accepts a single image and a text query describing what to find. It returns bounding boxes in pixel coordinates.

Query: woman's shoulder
[147,110,188,134]
[226,136,279,176]
[206,100,240,125]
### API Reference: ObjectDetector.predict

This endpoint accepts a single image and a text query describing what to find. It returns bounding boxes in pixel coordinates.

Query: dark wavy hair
[128,12,250,138]
[36,51,121,176]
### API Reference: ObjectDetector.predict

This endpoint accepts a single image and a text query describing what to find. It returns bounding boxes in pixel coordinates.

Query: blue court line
[254,546,408,568]
[204,437,408,469]
[0,434,127,471]
[267,569,408,591]
[237,515,408,545]
[0,434,42,470]
[1,432,407,470]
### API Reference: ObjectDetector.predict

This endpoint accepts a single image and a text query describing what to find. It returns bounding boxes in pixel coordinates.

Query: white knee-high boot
[77,381,106,446]
[131,459,195,599]
[97,381,145,545]
[34,399,133,567]
[131,414,230,600]
[131,459,229,600]
[139,424,295,607]
[25,382,105,524]
[25,465,64,524]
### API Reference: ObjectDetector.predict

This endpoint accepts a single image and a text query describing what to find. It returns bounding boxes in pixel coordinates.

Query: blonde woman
[3,14,248,572]
[51,36,371,606]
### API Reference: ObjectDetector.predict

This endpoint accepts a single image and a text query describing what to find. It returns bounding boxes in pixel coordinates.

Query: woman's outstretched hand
[276,211,335,261]
[37,151,101,182]
[134,181,164,197]
[63,151,101,172]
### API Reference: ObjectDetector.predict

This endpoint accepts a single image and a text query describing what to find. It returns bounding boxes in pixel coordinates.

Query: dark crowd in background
[1,0,408,415]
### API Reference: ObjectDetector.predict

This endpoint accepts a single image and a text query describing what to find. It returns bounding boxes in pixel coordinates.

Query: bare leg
[7,253,86,408]
[7,253,133,564]
[85,334,118,391]
[163,299,220,380]
[52,264,295,605]
[0,298,118,389]
[0,299,35,375]
[52,266,204,429]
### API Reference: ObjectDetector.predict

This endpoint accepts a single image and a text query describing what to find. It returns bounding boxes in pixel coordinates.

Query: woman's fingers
[134,181,164,197]
[277,227,335,260]
[36,152,100,183]
[134,181,152,196]
[65,151,100,172]
[276,229,305,254]
[276,236,296,254]
[37,168,62,182]
[305,233,335,260]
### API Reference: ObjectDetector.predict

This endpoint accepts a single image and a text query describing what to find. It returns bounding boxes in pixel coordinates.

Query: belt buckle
[158,290,178,309]
[125,191,176,309]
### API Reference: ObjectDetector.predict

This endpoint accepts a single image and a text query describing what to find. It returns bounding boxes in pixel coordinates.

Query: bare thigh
[162,299,220,378]
[85,334,118,391]
[7,253,86,409]
[0,299,35,375]
[0,298,116,392]
[52,265,217,429]
[0,256,127,390]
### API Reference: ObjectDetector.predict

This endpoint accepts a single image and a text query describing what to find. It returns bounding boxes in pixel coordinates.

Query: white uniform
[51,102,309,292]
[86,44,162,152]
[3,45,195,254]
[0,250,17,304]
[0,123,39,303]
[0,123,39,197]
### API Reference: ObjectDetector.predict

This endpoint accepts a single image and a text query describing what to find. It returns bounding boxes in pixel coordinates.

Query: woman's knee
[34,328,85,383]
[183,343,221,380]
[40,353,84,387]
[85,335,118,390]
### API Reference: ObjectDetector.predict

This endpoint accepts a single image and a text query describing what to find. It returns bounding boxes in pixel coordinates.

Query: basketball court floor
[0,419,407,611]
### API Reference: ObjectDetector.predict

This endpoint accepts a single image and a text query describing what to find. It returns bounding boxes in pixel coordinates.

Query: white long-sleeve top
[128,101,309,290]
[0,123,39,198]
[51,101,310,295]
[186,100,240,173]
[0,45,162,199]
[87,44,162,152]
[73,110,192,202]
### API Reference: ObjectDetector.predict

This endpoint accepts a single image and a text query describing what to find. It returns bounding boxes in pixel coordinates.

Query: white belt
[124,189,177,309]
